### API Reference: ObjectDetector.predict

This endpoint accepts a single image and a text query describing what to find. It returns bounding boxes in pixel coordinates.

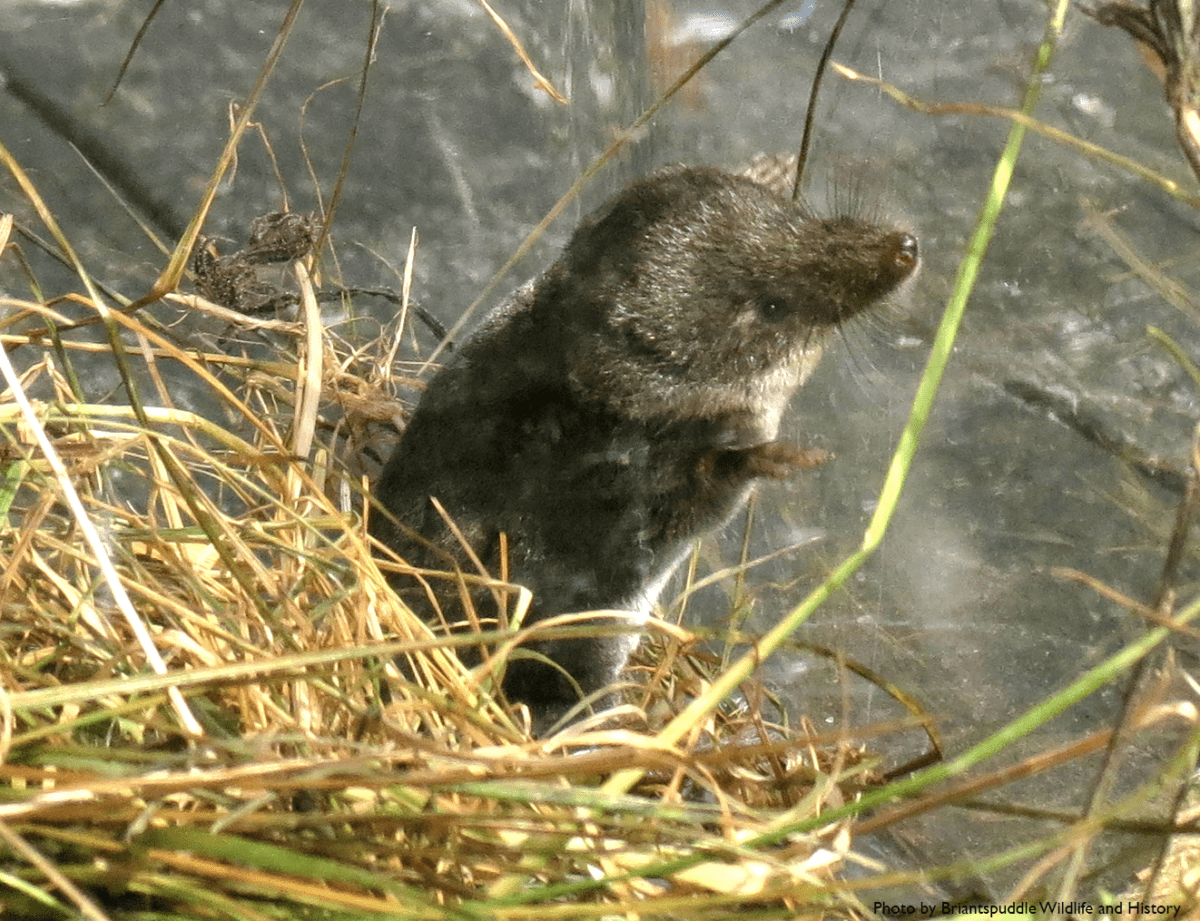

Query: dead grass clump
[0,193,880,919]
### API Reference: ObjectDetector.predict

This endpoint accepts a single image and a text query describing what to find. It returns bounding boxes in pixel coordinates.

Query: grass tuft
[0,169,880,920]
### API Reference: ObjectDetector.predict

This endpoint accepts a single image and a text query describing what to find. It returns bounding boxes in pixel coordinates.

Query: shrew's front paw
[740,441,832,479]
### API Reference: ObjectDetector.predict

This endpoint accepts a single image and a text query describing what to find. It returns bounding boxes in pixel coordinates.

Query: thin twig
[792,0,859,200]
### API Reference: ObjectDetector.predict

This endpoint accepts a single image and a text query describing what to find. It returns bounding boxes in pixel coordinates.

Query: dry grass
[5,2,1200,918]
[0,5,889,915]
[0,191,887,919]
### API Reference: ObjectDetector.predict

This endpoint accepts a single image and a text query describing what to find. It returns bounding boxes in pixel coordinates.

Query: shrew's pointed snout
[892,230,916,277]
[895,233,919,273]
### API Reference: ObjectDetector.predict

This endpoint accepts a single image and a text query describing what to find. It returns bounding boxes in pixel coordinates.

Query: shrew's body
[371,165,919,730]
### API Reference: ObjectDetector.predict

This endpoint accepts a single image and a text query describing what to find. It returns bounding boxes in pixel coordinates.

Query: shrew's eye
[755,294,792,322]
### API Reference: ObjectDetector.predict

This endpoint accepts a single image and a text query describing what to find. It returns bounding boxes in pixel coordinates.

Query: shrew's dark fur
[370,165,918,732]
